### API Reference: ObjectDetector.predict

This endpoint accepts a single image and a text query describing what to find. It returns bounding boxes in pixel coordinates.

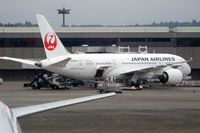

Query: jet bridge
[117,45,149,54]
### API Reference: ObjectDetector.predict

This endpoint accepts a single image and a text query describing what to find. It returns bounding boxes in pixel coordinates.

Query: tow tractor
[24,73,70,90]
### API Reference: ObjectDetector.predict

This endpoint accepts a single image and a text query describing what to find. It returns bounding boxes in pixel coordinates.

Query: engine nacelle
[158,69,183,85]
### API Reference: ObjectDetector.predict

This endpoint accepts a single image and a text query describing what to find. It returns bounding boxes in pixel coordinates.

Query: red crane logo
[44,32,57,51]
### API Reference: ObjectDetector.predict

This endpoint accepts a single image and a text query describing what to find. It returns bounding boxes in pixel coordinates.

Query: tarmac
[0,82,200,133]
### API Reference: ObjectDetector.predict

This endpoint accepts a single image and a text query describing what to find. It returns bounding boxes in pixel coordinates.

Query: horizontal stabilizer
[35,57,71,67]
[0,57,37,66]
[51,57,71,67]
[12,92,116,118]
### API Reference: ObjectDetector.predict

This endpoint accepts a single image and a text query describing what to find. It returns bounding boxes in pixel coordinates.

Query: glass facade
[62,38,118,46]
[0,38,42,47]
[177,38,200,47]
[0,37,200,47]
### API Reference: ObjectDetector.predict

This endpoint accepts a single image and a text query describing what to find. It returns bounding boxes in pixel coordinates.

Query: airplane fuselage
[44,53,191,80]
[0,102,20,133]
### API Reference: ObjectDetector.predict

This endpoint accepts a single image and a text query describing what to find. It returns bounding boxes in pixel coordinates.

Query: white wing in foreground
[12,93,116,118]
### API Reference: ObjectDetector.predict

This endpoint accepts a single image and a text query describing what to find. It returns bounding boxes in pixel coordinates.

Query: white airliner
[0,93,116,133]
[0,15,191,86]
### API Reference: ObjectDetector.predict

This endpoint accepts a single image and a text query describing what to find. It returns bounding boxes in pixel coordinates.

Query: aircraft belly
[46,66,96,80]
[68,68,96,80]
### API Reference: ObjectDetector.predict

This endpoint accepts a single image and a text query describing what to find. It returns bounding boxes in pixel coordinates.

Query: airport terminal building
[0,27,200,81]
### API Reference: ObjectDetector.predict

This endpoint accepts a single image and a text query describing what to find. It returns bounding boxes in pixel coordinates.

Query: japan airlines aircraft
[0,15,191,86]
[0,93,116,133]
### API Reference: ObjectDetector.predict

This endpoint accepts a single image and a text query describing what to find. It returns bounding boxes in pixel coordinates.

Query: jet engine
[158,68,183,85]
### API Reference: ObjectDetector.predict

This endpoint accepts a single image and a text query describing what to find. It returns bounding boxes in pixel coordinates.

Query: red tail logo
[44,32,57,51]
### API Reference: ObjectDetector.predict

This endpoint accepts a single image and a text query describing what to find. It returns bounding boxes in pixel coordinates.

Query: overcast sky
[0,0,200,26]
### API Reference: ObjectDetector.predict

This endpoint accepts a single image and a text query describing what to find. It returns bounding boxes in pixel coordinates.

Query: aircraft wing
[11,93,116,118]
[106,60,190,76]
[0,56,37,66]
[104,65,152,77]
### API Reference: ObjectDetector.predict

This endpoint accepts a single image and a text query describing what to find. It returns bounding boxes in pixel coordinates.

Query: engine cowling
[158,69,183,85]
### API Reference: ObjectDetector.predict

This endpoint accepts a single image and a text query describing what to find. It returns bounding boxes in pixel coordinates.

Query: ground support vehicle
[97,82,122,93]
[24,73,70,90]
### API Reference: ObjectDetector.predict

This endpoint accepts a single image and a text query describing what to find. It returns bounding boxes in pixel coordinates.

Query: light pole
[57,7,71,27]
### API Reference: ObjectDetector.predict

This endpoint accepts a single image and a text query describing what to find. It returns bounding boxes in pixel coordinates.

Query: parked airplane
[0,92,116,133]
[0,15,191,86]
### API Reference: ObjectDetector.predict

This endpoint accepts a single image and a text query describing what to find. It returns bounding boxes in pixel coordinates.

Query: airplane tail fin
[36,14,71,59]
